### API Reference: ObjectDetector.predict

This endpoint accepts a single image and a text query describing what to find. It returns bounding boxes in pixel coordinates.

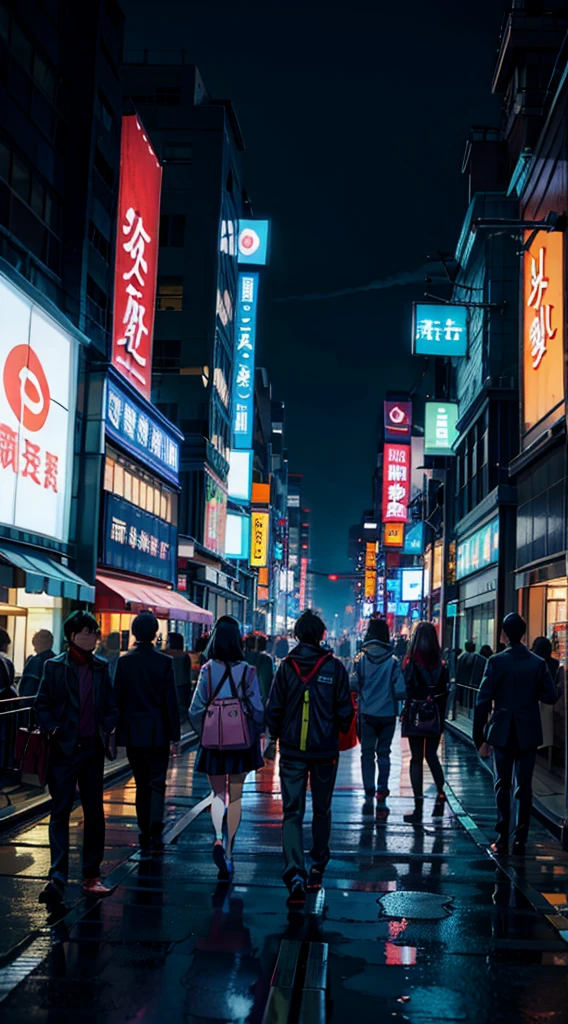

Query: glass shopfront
[523,578,567,770]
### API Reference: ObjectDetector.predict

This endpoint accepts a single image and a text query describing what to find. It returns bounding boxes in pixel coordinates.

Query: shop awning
[96,574,213,625]
[0,542,95,602]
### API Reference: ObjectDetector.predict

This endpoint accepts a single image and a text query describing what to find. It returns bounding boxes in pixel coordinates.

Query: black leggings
[408,735,444,798]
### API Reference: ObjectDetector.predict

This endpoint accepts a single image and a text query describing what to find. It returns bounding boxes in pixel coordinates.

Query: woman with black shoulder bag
[401,621,449,823]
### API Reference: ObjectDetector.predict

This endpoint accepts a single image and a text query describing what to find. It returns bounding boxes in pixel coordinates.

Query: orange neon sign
[523,230,564,438]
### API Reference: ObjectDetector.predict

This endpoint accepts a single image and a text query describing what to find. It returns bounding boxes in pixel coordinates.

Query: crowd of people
[0,601,560,909]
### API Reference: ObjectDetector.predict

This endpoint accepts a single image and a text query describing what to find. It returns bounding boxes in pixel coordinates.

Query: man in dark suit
[474,613,557,856]
[114,611,180,851]
[35,612,118,904]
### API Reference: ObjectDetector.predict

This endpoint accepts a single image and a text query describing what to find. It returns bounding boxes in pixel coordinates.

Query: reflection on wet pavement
[0,730,568,1020]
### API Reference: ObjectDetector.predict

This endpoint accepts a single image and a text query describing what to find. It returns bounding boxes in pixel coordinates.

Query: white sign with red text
[0,273,75,542]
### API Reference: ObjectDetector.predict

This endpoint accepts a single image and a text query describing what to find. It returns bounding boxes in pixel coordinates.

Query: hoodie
[265,642,353,760]
[351,641,406,718]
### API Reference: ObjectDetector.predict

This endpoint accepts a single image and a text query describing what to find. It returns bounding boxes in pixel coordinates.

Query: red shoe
[82,877,114,897]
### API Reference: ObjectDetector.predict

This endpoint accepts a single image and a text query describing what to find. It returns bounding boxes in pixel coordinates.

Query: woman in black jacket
[402,622,449,823]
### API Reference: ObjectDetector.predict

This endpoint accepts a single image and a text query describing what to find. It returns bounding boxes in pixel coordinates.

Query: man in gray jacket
[351,619,406,809]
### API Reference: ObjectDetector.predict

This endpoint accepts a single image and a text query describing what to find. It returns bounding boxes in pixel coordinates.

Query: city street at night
[2,735,568,1022]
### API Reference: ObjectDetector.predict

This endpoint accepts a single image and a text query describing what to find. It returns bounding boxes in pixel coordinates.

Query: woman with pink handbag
[189,617,265,881]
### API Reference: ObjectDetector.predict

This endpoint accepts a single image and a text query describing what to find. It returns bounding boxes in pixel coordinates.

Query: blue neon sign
[456,517,499,580]
[105,376,181,486]
[232,273,259,450]
[238,220,270,265]
[403,521,425,554]
[413,303,468,357]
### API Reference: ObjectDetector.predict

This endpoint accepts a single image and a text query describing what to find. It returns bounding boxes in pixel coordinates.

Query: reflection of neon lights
[384,942,417,966]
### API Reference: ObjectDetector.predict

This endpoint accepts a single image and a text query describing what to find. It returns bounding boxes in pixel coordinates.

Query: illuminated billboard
[225,512,250,561]
[384,523,404,547]
[401,568,423,602]
[228,449,252,503]
[232,273,259,450]
[238,220,270,265]
[424,402,459,456]
[403,521,425,554]
[523,230,564,439]
[412,303,467,357]
[457,517,499,581]
[364,542,377,599]
[382,444,411,523]
[112,115,162,400]
[0,272,77,542]
[250,511,270,567]
[384,401,412,443]
[203,468,227,557]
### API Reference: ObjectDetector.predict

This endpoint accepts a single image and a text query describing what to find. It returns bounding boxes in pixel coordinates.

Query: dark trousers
[47,741,105,885]
[360,715,396,796]
[493,745,537,844]
[279,756,338,885]
[127,746,170,840]
[408,735,444,798]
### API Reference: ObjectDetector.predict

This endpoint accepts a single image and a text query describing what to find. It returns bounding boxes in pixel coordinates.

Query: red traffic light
[328,574,339,581]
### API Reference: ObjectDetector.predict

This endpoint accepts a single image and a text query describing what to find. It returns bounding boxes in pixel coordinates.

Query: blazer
[35,652,118,758]
[473,643,557,751]
[114,642,181,748]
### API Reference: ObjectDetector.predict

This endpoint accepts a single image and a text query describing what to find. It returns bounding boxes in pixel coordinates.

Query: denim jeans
[360,715,397,796]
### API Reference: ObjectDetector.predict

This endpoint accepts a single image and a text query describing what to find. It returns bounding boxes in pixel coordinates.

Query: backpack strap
[207,663,231,704]
[287,652,333,686]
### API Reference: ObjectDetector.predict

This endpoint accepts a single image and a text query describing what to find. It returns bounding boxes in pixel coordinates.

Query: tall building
[0,0,124,669]
[123,56,254,624]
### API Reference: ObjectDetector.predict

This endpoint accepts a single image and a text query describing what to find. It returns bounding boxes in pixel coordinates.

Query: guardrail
[450,681,481,724]
[0,696,36,772]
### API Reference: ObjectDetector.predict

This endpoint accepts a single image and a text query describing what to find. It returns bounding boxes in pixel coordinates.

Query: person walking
[19,630,55,698]
[479,645,493,660]
[189,616,265,882]
[350,618,405,810]
[114,612,181,852]
[474,613,557,855]
[456,641,486,690]
[244,632,274,704]
[265,610,353,906]
[165,631,193,726]
[35,611,118,904]
[402,621,449,823]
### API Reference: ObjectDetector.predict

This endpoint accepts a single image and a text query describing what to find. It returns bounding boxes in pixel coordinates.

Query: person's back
[115,637,180,748]
[20,647,55,698]
[456,643,485,688]
[475,644,556,750]
[352,639,403,718]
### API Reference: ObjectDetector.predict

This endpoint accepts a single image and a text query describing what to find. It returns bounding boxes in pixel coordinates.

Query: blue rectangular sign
[412,303,468,357]
[403,521,425,554]
[232,273,259,450]
[238,220,270,265]
[106,377,180,486]
[225,511,250,561]
[102,494,177,583]
[456,516,499,581]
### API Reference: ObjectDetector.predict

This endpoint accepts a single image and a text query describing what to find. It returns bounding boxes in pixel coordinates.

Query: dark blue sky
[123,0,505,623]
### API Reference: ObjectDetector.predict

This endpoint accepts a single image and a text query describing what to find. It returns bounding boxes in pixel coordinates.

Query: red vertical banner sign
[299,556,308,610]
[112,115,162,400]
[382,444,411,523]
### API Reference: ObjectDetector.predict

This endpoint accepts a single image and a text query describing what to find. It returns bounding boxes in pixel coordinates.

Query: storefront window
[104,448,177,526]
[458,601,495,653]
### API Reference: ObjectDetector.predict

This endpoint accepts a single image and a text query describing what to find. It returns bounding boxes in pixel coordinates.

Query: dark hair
[195,632,210,654]
[365,618,390,644]
[132,611,159,642]
[294,609,326,646]
[479,645,493,659]
[63,611,99,642]
[532,636,552,660]
[245,632,267,652]
[0,628,10,649]
[465,640,476,654]
[207,616,244,663]
[502,612,526,645]
[406,621,442,670]
[167,631,184,651]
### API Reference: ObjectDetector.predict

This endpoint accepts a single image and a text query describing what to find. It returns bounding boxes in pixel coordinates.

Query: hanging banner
[412,303,467,357]
[365,542,377,599]
[238,220,271,266]
[382,444,411,523]
[522,230,564,440]
[112,115,162,400]
[384,523,404,547]
[232,272,259,450]
[424,402,459,456]
[384,401,412,443]
[250,511,269,567]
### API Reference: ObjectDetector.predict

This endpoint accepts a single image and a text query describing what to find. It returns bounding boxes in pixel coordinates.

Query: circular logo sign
[389,405,406,425]
[3,345,50,432]
[239,228,260,257]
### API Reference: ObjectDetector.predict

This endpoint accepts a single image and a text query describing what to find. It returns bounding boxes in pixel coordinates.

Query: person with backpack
[401,621,449,823]
[265,610,353,907]
[189,616,265,881]
[350,618,406,810]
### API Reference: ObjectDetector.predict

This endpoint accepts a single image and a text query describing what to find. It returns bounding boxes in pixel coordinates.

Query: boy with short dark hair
[266,609,353,905]
[35,611,117,904]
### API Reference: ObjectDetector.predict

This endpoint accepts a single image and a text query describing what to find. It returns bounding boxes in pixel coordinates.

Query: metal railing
[448,681,480,734]
[0,696,36,773]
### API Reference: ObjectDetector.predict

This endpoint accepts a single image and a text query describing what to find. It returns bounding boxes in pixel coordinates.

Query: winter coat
[404,660,450,735]
[35,652,117,757]
[350,640,406,718]
[265,643,353,761]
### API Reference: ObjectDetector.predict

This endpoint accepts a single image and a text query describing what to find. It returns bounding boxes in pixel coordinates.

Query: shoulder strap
[208,664,231,703]
[287,652,332,686]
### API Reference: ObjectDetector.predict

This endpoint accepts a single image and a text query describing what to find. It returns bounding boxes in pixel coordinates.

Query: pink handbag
[201,664,252,751]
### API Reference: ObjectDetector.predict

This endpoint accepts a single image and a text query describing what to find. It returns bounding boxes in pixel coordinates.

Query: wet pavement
[0,732,568,1022]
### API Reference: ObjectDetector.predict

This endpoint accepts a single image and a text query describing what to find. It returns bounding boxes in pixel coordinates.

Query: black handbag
[401,697,441,737]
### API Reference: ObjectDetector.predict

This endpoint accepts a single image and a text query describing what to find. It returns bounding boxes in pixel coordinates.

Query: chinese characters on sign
[382,444,411,523]
[232,273,259,450]
[522,231,564,439]
[299,556,308,609]
[424,402,459,456]
[104,494,176,583]
[106,379,180,486]
[384,523,404,547]
[412,303,468,357]
[112,116,162,400]
[364,542,377,600]
[250,511,270,568]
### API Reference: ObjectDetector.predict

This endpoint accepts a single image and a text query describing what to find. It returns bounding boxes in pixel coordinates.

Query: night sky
[122,0,504,623]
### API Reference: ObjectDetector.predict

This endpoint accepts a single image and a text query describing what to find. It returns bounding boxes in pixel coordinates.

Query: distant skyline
[122,0,505,623]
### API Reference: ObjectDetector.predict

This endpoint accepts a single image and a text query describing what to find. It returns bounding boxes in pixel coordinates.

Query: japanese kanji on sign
[382,443,411,523]
[112,115,162,401]
[522,230,564,438]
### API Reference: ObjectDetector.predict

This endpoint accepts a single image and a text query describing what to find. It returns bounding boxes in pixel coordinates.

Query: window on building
[156,85,181,106]
[11,155,30,202]
[89,220,111,263]
[163,142,192,163]
[104,450,178,525]
[86,274,110,329]
[94,145,114,189]
[157,276,183,311]
[32,52,55,103]
[159,213,185,247]
[96,88,114,133]
[153,338,181,371]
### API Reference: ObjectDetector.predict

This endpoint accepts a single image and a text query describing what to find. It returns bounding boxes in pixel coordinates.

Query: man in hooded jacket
[266,610,353,906]
[351,618,406,807]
